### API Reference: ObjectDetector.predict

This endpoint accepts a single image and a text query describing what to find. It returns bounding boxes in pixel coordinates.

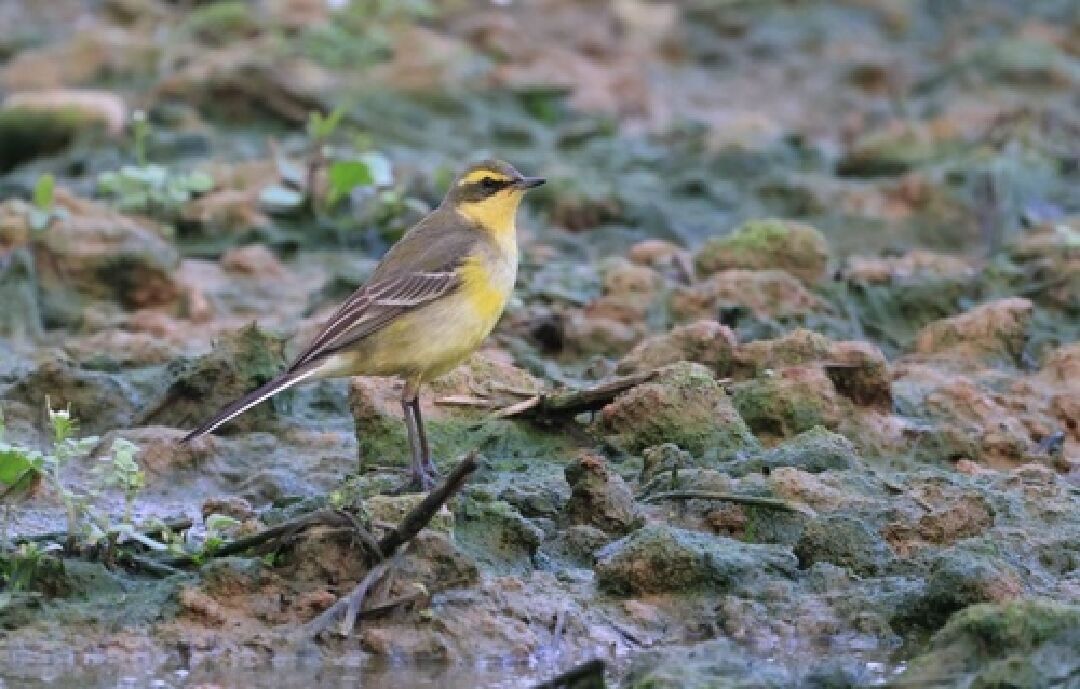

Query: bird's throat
[456,193,523,249]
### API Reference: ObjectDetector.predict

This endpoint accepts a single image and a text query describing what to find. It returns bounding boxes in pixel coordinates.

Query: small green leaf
[307,106,346,141]
[33,174,55,210]
[0,448,37,487]
[327,159,374,205]
[205,513,241,533]
[121,164,168,188]
[183,171,215,194]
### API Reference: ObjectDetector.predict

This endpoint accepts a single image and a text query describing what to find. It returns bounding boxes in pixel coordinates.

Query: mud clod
[794,513,893,576]
[595,523,797,595]
[695,218,830,285]
[563,453,640,535]
[600,362,757,458]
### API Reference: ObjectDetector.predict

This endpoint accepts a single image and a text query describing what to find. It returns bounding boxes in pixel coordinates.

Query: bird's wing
[288,268,460,371]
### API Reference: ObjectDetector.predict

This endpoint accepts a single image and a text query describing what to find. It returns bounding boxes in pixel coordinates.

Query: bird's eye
[480,177,500,190]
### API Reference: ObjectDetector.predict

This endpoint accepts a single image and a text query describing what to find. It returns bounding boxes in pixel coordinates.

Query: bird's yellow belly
[345,252,515,381]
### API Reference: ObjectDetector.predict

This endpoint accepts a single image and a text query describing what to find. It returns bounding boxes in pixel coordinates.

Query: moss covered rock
[563,453,641,535]
[595,523,797,595]
[896,549,1023,631]
[836,121,948,177]
[142,323,289,434]
[914,297,1033,366]
[731,367,844,440]
[34,191,180,309]
[823,340,892,408]
[600,362,758,458]
[672,269,825,323]
[349,351,566,470]
[1008,219,1080,311]
[694,218,829,284]
[616,320,737,376]
[897,599,1080,689]
[733,328,834,377]
[1,354,145,434]
[794,513,893,576]
[455,498,545,572]
[0,106,106,172]
[737,426,862,476]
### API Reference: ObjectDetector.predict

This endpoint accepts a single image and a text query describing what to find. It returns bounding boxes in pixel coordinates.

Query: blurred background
[0,1,1079,687]
[1,0,1077,372]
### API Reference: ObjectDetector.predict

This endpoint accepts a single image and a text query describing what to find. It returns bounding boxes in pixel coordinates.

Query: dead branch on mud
[304,557,396,638]
[155,509,379,569]
[21,516,194,547]
[487,369,659,420]
[301,451,479,639]
[375,451,477,555]
[643,490,816,517]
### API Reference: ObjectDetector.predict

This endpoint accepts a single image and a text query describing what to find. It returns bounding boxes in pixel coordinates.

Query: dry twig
[643,490,816,517]
[304,558,395,638]
[303,452,480,638]
[492,370,659,420]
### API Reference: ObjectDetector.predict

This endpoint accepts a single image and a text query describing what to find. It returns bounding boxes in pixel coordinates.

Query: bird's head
[444,159,544,237]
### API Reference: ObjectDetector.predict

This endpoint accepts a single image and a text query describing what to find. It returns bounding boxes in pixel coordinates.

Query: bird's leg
[411,393,438,480]
[401,378,435,491]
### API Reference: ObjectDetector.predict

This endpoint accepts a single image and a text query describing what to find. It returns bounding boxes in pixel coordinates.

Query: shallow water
[0,647,920,688]
[0,653,570,689]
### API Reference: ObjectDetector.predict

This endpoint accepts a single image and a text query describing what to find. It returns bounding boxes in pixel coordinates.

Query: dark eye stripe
[462,176,513,201]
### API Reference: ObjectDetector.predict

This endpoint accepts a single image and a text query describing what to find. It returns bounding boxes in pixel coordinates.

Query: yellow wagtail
[182,160,545,488]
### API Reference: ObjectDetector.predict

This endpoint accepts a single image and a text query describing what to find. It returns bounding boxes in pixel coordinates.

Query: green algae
[356,414,573,473]
[726,426,861,476]
[184,1,262,46]
[595,523,797,595]
[694,218,829,284]
[794,513,893,576]
[601,362,759,459]
[454,497,544,573]
[898,599,1080,688]
[731,375,840,439]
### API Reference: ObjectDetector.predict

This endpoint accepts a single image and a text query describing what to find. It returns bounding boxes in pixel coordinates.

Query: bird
[181,159,545,489]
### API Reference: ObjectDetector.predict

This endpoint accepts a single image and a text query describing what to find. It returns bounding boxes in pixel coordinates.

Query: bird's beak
[514,176,546,190]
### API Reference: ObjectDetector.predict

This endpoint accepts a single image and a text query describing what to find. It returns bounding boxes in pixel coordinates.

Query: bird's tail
[180,366,319,443]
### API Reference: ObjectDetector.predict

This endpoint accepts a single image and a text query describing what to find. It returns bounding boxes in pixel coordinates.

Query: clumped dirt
[1,0,1078,687]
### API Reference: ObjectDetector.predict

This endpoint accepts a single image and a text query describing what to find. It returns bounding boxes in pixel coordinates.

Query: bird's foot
[388,464,439,494]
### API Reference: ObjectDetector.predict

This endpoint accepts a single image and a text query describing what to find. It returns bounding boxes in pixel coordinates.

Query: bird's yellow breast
[338,241,517,382]
[459,252,514,324]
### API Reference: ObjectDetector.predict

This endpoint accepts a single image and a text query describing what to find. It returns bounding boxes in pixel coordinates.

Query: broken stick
[493,369,658,420]
[643,490,816,517]
[303,451,480,638]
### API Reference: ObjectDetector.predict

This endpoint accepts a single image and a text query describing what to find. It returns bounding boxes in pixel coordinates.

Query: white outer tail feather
[180,367,320,442]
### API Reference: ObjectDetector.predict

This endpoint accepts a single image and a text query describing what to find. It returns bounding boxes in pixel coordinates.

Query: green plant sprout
[262,105,395,216]
[201,513,242,557]
[93,438,143,526]
[25,173,68,232]
[131,109,151,166]
[97,164,214,217]
[307,106,347,144]
[326,158,374,206]
[0,401,148,553]
[95,109,214,219]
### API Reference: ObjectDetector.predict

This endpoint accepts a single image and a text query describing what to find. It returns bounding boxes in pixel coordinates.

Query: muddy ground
[0,0,1078,687]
